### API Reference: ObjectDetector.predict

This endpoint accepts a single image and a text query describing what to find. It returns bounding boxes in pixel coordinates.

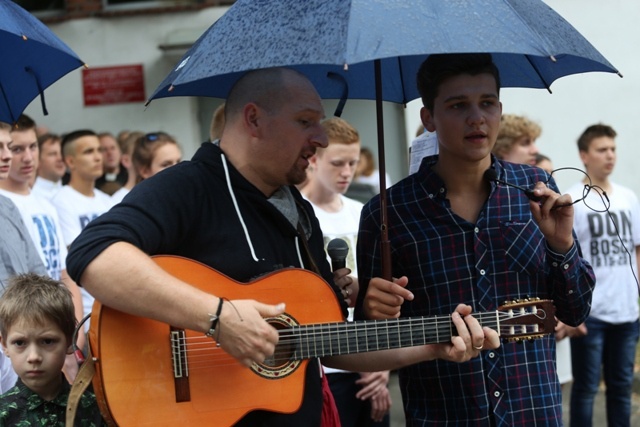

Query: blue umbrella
[149,0,620,104]
[0,1,85,124]
[148,0,620,279]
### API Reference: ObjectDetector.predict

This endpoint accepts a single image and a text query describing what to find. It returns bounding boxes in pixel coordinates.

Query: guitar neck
[287,312,501,360]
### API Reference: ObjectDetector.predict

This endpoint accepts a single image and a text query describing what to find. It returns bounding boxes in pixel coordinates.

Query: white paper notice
[409,131,439,175]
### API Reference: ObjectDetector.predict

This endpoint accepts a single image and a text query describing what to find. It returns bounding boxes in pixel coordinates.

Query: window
[13,0,64,14]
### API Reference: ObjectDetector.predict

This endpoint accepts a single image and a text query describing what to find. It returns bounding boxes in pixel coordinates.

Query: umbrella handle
[374,59,392,281]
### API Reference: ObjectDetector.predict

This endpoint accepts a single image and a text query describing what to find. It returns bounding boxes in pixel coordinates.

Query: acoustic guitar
[89,255,555,426]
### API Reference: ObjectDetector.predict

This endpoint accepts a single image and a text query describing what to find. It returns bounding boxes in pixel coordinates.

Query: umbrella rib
[0,80,16,124]
[25,67,49,115]
[396,57,408,105]
[524,55,553,94]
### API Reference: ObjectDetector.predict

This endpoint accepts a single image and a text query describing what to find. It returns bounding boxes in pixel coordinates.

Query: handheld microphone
[327,238,349,271]
[483,169,542,202]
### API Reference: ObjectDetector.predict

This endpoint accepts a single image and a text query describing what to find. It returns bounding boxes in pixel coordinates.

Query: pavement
[387,371,640,426]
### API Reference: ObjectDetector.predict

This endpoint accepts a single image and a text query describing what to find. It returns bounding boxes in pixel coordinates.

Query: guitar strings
[172,309,548,349]
[168,309,551,368]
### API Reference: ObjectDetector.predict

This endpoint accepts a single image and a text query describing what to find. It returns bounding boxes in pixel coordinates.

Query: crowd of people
[0,53,637,427]
[0,118,184,423]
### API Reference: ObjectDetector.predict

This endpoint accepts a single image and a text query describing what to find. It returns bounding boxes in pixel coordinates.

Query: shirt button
[489,352,495,358]
[568,290,574,295]
[563,264,569,270]
[480,269,486,275]
[474,227,480,233]
[494,391,500,398]
[428,193,434,199]
[552,262,558,267]
[439,187,445,193]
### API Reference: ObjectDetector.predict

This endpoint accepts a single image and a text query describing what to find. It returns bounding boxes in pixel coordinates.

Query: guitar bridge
[170,327,191,402]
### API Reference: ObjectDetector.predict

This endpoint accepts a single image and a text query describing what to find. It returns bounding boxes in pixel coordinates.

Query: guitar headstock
[497,298,556,342]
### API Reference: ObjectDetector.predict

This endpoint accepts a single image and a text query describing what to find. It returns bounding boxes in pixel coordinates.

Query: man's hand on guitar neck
[213,299,285,368]
[361,277,501,363]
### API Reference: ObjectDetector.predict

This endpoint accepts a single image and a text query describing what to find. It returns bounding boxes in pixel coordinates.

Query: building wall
[25,5,231,157]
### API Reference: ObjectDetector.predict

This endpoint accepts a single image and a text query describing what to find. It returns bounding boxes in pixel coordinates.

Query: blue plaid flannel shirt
[356,156,595,427]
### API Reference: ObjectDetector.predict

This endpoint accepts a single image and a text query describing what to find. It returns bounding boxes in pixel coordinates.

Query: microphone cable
[548,167,639,296]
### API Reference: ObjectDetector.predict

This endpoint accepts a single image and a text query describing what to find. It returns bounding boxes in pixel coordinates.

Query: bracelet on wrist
[205,297,224,338]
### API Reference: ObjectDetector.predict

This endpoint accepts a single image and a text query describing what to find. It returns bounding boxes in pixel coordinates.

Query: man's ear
[139,166,151,180]
[243,103,261,137]
[308,153,319,168]
[420,107,437,133]
[121,153,132,169]
[0,336,7,355]
[63,154,74,171]
[578,150,589,169]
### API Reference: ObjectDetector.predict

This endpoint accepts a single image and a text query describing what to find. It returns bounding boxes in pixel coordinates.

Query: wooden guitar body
[89,256,343,426]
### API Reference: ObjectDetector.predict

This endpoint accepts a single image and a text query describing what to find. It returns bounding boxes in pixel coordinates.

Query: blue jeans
[570,317,639,427]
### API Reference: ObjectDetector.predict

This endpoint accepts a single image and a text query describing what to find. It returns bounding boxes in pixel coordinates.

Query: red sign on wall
[82,65,146,106]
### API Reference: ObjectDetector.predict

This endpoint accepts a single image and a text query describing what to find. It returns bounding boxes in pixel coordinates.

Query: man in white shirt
[31,133,66,201]
[51,129,113,328]
[567,123,640,427]
[0,115,84,380]
[301,117,392,427]
[0,120,48,392]
[95,132,127,196]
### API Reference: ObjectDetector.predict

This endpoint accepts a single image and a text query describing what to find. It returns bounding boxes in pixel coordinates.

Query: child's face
[1,318,71,400]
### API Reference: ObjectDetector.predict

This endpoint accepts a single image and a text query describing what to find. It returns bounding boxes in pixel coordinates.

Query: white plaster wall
[404,0,640,196]
[24,7,230,158]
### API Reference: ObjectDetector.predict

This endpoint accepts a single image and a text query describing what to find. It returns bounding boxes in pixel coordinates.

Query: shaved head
[225,68,314,122]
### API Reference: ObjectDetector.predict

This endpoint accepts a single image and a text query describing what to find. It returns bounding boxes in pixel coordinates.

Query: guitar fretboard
[285,313,502,359]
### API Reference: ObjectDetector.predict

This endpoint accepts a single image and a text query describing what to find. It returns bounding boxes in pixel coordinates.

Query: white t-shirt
[307,195,363,278]
[111,186,130,205]
[51,186,114,246]
[51,185,114,325]
[0,190,67,280]
[31,176,63,201]
[0,350,17,394]
[567,182,640,324]
[306,195,363,375]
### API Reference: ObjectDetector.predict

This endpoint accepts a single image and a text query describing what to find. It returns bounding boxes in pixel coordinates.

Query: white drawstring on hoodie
[220,152,305,268]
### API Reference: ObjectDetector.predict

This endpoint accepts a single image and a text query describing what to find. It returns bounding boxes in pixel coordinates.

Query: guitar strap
[66,346,114,426]
[66,346,95,426]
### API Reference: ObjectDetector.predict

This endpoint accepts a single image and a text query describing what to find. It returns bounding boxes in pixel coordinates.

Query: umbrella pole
[374,59,392,281]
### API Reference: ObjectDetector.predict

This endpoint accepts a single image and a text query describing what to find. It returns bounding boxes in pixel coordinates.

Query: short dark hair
[61,129,97,157]
[11,114,36,132]
[37,132,61,151]
[577,124,617,152]
[417,53,501,112]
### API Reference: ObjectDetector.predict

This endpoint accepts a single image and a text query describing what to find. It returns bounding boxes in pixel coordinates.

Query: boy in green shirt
[0,273,103,426]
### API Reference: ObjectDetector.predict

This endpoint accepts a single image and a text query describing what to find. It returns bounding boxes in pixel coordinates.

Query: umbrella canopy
[149,0,620,104]
[0,1,85,124]
[147,0,619,279]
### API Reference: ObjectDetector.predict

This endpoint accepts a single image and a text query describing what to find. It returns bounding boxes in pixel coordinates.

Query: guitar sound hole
[263,318,295,369]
